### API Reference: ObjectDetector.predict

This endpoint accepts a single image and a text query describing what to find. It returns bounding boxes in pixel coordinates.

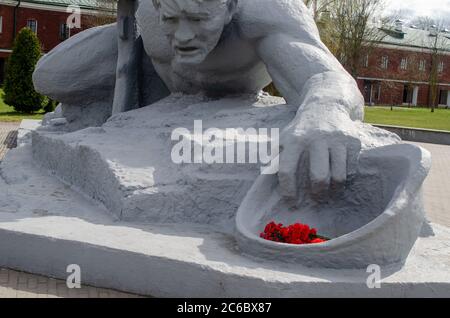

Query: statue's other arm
[244,0,364,199]
[33,22,170,130]
[33,24,118,105]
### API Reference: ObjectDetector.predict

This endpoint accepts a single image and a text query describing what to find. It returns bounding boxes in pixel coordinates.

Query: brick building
[0,0,115,83]
[356,22,450,107]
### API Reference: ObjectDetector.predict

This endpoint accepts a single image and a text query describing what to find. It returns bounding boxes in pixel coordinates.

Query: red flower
[260,220,329,245]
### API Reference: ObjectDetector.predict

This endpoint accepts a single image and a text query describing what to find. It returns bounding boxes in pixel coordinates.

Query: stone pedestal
[0,141,449,297]
[0,99,445,297]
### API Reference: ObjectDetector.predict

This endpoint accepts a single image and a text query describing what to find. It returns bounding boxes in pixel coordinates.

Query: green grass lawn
[0,88,45,122]
[364,106,450,132]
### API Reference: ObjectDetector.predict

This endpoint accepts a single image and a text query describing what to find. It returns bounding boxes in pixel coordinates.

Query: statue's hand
[278,117,361,201]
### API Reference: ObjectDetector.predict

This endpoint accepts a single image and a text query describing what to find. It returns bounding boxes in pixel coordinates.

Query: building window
[363,54,369,67]
[403,85,413,104]
[419,60,426,71]
[0,16,3,34]
[402,85,419,106]
[381,56,389,69]
[438,61,444,73]
[439,89,448,105]
[27,19,38,33]
[59,23,70,40]
[363,80,381,105]
[400,58,408,70]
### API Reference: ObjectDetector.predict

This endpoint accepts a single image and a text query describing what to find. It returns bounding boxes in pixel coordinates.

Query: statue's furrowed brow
[160,0,181,15]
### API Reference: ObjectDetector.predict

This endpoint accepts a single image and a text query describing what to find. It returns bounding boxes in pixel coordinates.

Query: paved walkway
[0,268,139,298]
[410,142,450,227]
[0,122,18,159]
[0,122,449,297]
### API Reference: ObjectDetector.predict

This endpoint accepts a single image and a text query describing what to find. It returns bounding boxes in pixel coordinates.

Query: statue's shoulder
[237,0,319,40]
[137,0,172,61]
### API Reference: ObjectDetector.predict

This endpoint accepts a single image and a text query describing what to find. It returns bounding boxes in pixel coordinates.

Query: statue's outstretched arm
[257,31,364,121]
[256,29,364,201]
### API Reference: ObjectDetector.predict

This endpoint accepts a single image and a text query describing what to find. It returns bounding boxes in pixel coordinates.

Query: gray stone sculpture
[35,0,370,198]
[25,0,431,270]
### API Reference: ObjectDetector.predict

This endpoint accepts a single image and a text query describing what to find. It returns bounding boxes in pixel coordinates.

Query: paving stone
[0,122,19,161]
[409,142,450,228]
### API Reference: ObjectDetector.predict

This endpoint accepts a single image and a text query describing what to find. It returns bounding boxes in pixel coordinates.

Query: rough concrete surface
[0,155,448,297]
[6,0,445,296]
[0,121,141,298]
[0,119,448,297]
[374,124,450,146]
[30,92,428,269]
[1,122,449,298]
[31,94,295,229]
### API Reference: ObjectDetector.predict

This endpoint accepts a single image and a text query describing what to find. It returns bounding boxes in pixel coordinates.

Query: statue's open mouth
[176,46,200,55]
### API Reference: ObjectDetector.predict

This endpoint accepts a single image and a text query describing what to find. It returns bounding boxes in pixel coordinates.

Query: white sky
[384,0,450,20]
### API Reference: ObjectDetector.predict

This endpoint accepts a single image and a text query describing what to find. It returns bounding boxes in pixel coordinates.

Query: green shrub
[2,27,45,113]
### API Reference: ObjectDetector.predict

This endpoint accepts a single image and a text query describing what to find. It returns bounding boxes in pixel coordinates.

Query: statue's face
[156,0,236,65]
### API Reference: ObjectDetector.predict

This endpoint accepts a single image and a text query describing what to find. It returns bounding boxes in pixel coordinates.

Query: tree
[302,0,338,48]
[422,21,449,112]
[3,27,45,113]
[84,0,117,28]
[303,0,336,22]
[414,17,450,113]
[267,0,386,96]
[401,53,426,108]
[326,0,386,78]
[410,16,436,31]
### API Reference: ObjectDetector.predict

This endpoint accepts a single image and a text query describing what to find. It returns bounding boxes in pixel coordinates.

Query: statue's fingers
[278,141,303,199]
[330,143,347,191]
[309,139,330,200]
[341,136,362,177]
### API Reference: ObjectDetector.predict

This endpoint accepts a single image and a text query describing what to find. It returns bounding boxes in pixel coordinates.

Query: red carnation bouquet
[260,221,330,245]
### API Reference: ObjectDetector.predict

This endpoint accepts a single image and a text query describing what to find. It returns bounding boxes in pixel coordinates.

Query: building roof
[376,26,450,52]
[19,0,117,11]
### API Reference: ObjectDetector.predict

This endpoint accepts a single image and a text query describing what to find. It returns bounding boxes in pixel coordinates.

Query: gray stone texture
[0,122,446,297]
[0,0,439,295]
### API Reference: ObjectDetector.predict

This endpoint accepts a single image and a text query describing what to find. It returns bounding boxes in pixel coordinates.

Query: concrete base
[1,143,450,297]
[30,94,295,230]
[373,124,450,146]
